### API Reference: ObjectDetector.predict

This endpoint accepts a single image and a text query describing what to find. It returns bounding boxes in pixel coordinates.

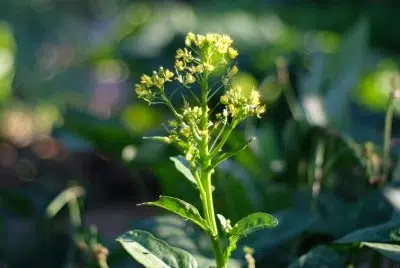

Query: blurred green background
[2,0,400,267]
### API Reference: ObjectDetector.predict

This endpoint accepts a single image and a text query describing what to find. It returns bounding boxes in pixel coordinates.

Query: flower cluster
[174,33,239,86]
[185,33,238,59]
[220,86,266,120]
[135,67,174,104]
[134,32,265,163]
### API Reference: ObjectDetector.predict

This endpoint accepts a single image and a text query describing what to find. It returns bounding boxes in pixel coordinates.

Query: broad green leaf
[133,216,242,267]
[289,246,346,268]
[242,209,313,253]
[336,220,399,244]
[140,196,209,232]
[170,156,197,186]
[361,242,400,261]
[230,212,278,241]
[333,220,400,262]
[117,230,198,268]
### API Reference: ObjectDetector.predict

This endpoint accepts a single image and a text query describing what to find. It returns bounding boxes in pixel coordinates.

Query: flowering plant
[117,33,278,268]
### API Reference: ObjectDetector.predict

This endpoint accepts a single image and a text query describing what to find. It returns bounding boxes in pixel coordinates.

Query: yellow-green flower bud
[220,95,229,104]
[163,137,171,144]
[185,73,196,84]
[180,125,191,137]
[228,65,239,77]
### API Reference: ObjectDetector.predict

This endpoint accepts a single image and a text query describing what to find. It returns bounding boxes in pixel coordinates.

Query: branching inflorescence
[119,33,278,268]
[135,33,265,164]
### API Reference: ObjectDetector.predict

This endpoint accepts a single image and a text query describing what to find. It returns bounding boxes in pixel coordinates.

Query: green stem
[161,94,183,122]
[198,71,226,268]
[283,84,302,121]
[202,169,225,268]
[382,91,395,185]
[210,121,237,158]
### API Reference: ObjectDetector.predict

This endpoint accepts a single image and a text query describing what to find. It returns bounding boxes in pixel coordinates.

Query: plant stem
[283,84,302,121]
[202,169,225,268]
[382,90,395,185]
[198,72,226,268]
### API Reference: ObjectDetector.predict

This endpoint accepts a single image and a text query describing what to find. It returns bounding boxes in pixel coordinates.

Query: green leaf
[333,220,400,262]
[117,230,198,268]
[230,212,278,241]
[170,156,197,186]
[140,196,209,232]
[336,220,398,244]
[133,216,241,267]
[289,246,347,268]
[361,242,400,261]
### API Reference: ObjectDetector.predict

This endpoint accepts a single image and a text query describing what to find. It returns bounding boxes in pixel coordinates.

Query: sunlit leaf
[362,242,400,261]
[170,156,197,186]
[230,212,278,241]
[139,196,209,232]
[117,230,198,268]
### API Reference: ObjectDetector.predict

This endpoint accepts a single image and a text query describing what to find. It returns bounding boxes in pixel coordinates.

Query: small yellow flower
[176,49,184,59]
[196,34,205,47]
[175,60,185,71]
[228,47,238,59]
[249,90,261,106]
[187,65,197,73]
[216,44,228,54]
[163,69,174,81]
[152,72,165,89]
[221,35,233,45]
[135,84,145,95]
[185,32,195,46]
[255,105,266,118]
[206,33,216,43]
[195,64,204,74]
[140,75,153,87]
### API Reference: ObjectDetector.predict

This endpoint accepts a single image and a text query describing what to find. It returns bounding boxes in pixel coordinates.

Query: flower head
[220,86,266,120]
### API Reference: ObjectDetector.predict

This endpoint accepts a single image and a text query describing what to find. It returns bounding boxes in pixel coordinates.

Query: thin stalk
[210,121,237,158]
[276,57,302,121]
[283,84,302,121]
[382,90,396,185]
[161,94,183,122]
[210,120,227,151]
[312,139,325,202]
[68,198,81,229]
